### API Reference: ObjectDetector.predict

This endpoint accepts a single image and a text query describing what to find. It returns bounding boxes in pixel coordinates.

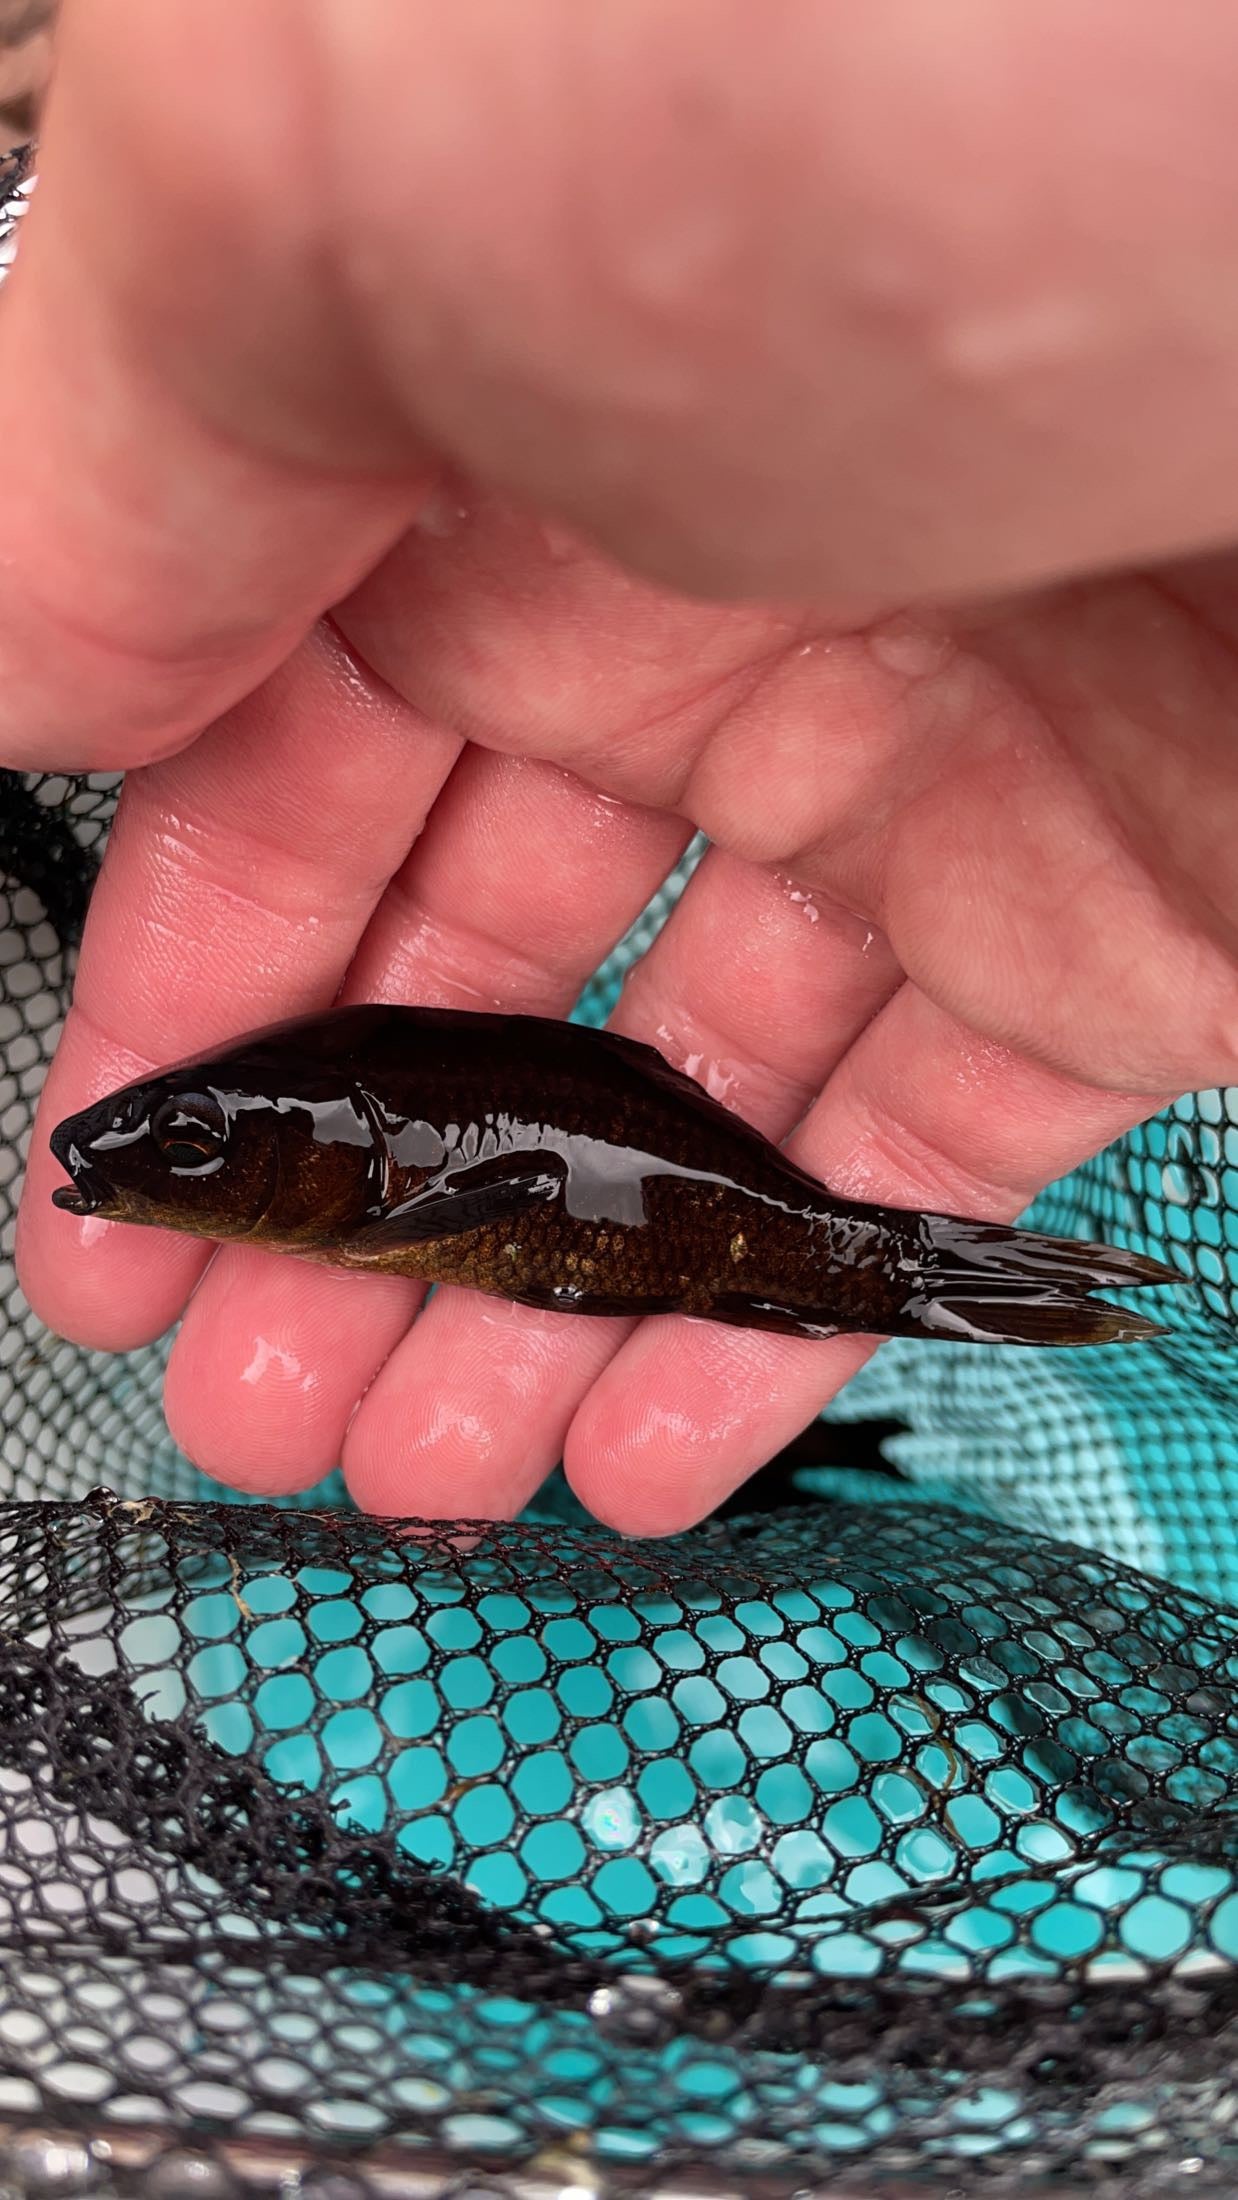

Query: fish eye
[151,1092,228,1172]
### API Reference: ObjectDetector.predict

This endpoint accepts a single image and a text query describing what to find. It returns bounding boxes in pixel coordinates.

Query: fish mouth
[51,1182,100,1216]
[49,1119,114,1219]
[50,1172,113,1218]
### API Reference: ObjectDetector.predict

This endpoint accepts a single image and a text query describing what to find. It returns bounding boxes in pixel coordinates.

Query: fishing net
[3,142,1238,2197]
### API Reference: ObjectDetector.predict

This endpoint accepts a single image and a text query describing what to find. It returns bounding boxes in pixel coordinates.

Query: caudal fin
[880,1213,1176,1347]
[708,1213,1177,1347]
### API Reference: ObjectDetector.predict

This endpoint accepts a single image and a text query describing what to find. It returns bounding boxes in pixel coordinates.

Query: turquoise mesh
[824,1104,1238,1600]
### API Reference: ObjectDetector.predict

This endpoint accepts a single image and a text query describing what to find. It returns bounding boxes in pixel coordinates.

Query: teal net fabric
[820,1100,1238,1604]
[4,143,1238,2200]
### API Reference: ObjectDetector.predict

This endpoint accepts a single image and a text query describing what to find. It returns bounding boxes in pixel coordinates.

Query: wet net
[3,144,1238,2198]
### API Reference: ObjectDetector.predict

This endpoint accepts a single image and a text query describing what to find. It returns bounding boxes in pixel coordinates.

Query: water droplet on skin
[866,618,953,679]
[241,1336,307,1389]
[539,519,582,563]
[413,486,472,538]
[653,1025,739,1106]
[681,1049,738,1105]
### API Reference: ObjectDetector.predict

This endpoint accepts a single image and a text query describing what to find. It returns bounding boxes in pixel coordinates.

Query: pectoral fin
[352,1149,565,1249]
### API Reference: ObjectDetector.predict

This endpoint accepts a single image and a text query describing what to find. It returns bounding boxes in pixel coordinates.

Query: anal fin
[709,1293,840,1342]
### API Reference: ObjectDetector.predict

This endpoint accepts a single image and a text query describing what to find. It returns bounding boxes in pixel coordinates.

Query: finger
[344,751,689,1012]
[343,1291,627,1521]
[566,985,1169,1534]
[344,513,1238,1104]
[17,625,459,1348]
[0,2,422,770]
[166,750,688,1493]
[160,1246,424,1499]
[286,0,1238,603]
[343,847,903,1517]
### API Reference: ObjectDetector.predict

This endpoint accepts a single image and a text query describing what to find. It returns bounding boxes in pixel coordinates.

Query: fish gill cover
[3,146,1238,2200]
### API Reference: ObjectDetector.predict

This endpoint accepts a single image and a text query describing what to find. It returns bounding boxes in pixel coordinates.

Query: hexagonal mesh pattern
[4,144,1238,2200]
[0,1491,1235,2198]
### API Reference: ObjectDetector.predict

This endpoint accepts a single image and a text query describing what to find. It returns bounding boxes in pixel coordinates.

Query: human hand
[8,3,1238,1528]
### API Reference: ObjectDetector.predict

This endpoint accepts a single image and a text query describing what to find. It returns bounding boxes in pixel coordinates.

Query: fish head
[49,1041,381,1247]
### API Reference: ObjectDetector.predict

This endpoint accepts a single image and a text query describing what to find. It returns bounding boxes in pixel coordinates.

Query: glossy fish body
[49,1005,1175,1346]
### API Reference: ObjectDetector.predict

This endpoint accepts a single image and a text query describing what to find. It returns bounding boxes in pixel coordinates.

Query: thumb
[0,0,423,772]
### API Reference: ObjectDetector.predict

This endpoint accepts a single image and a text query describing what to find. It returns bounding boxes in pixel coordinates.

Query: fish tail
[708,1212,1176,1347]
[856,1211,1176,1348]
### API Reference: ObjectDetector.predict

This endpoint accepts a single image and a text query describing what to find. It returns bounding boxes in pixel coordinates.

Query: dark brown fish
[48,1005,1175,1346]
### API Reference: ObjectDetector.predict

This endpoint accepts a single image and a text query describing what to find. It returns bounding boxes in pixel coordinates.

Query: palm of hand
[18,501,1237,1529]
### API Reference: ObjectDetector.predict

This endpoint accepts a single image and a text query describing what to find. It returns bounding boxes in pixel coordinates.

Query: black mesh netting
[4,146,1238,2200]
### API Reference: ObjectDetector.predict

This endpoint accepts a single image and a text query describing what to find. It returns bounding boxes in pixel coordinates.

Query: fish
[48,1004,1176,1346]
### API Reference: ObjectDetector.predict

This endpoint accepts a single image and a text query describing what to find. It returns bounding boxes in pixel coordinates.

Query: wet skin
[49,1005,1174,1348]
